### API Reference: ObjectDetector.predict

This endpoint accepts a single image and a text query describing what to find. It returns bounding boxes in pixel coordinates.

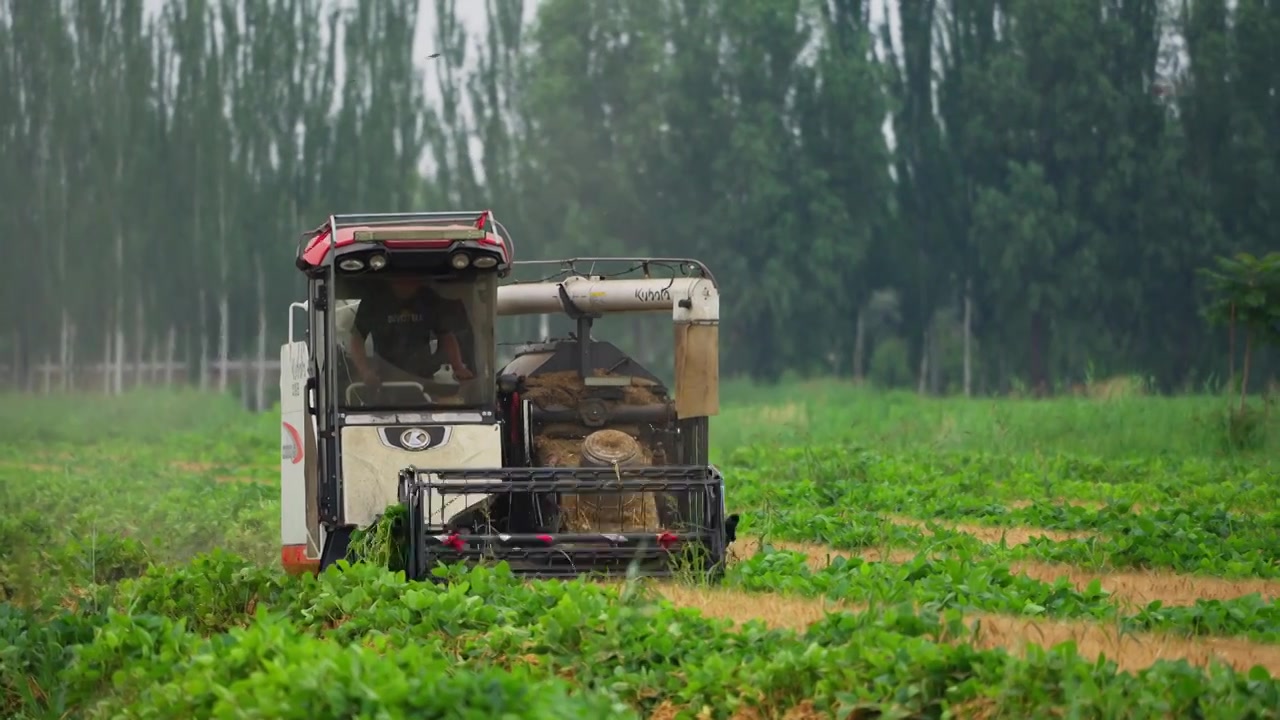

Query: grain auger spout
[276,212,738,581]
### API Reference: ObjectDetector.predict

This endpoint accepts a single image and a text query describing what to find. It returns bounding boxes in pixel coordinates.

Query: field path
[728,538,1280,609]
[883,514,1095,544]
[653,584,1280,676]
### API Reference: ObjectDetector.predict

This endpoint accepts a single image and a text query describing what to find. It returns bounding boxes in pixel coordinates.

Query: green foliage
[1198,251,1280,425]
[1200,252,1280,341]
[9,0,1278,396]
[713,381,1279,459]
[3,388,1280,716]
[349,503,410,573]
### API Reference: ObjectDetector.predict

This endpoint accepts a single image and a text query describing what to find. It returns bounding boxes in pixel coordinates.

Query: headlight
[472,255,498,269]
[450,252,471,270]
[339,258,364,272]
[368,254,388,270]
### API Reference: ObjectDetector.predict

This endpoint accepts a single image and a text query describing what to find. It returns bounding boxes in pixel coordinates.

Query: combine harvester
[278,210,739,581]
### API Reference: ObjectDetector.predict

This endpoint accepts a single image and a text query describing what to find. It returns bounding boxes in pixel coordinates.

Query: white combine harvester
[278,210,738,580]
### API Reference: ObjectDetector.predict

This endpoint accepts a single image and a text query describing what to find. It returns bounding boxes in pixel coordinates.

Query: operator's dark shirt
[353,286,467,374]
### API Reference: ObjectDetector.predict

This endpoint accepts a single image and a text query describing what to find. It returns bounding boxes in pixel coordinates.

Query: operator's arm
[349,301,379,383]
[432,297,474,380]
[439,332,468,372]
[348,331,374,377]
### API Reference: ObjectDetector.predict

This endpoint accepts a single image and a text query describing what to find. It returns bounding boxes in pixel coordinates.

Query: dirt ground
[883,514,1095,544]
[652,583,1280,676]
[730,536,1280,609]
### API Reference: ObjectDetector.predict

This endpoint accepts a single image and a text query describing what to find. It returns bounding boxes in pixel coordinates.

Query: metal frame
[396,465,731,580]
[291,212,730,577]
[329,210,491,229]
[309,211,514,529]
[330,211,516,261]
[508,256,718,286]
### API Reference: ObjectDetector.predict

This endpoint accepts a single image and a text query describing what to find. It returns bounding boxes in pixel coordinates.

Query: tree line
[1,0,1275,395]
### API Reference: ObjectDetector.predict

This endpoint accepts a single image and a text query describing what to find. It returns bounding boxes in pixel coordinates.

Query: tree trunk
[929,320,942,394]
[1029,310,1049,397]
[1239,330,1252,413]
[199,289,209,391]
[103,316,112,394]
[60,309,71,392]
[853,305,867,383]
[134,298,145,390]
[113,315,125,396]
[67,320,77,392]
[963,277,973,397]
[255,255,268,412]
[165,326,177,387]
[150,334,161,386]
[218,294,230,393]
[1228,302,1236,390]
[917,324,929,395]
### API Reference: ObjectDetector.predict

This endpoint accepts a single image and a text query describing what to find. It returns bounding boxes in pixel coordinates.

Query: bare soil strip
[0,461,65,473]
[1007,497,1106,511]
[170,461,218,473]
[648,698,824,720]
[884,514,1094,545]
[1009,562,1280,608]
[166,461,276,484]
[728,538,917,569]
[1005,498,1269,515]
[729,538,1280,607]
[653,585,1280,676]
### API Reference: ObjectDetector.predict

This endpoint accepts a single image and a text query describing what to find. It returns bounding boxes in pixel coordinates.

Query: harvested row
[653,584,1280,676]
[728,537,1280,609]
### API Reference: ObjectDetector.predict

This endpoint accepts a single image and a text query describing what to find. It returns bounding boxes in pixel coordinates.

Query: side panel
[340,423,503,527]
[280,340,320,572]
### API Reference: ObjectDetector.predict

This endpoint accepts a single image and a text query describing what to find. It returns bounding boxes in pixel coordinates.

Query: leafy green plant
[4,388,1280,718]
[1199,251,1280,451]
[348,503,409,573]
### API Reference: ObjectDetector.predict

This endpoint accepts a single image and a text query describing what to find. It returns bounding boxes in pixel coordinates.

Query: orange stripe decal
[281,544,319,575]
[282,422,303,464]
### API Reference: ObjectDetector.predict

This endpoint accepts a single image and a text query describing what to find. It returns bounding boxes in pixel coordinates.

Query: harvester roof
[295,211,512,274]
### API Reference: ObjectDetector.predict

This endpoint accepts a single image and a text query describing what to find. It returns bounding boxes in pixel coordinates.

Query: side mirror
[305,376,317,415]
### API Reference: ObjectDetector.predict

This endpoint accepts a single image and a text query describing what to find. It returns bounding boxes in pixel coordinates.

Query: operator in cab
[347,275,475,396]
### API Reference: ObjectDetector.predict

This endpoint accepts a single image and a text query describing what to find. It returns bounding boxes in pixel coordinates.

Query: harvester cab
[279,210,737,581]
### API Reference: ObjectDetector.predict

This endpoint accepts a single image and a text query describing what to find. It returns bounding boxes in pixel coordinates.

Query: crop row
[4,554,1280,719]
[744,498,1280,578]
[727,444,1280,514]
[729,445,1280,578]
[6,439,1280,647]
[10,440,1278,580]
[728,548,1280,643]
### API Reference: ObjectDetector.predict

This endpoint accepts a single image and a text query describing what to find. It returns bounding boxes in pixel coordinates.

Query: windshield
[332,272,496,411]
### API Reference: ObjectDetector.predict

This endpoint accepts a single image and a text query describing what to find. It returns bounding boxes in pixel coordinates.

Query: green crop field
[2,382,1280,718]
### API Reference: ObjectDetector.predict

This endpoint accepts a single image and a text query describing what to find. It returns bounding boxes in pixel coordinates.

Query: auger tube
[496,276,719,321]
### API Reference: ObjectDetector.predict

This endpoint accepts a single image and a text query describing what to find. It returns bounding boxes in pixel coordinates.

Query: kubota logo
[400,428,431,450]
[378,425,451,452]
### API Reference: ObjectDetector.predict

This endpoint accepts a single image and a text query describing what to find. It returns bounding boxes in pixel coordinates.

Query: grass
[2,381,1279,718]
[713,379,1280,460]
